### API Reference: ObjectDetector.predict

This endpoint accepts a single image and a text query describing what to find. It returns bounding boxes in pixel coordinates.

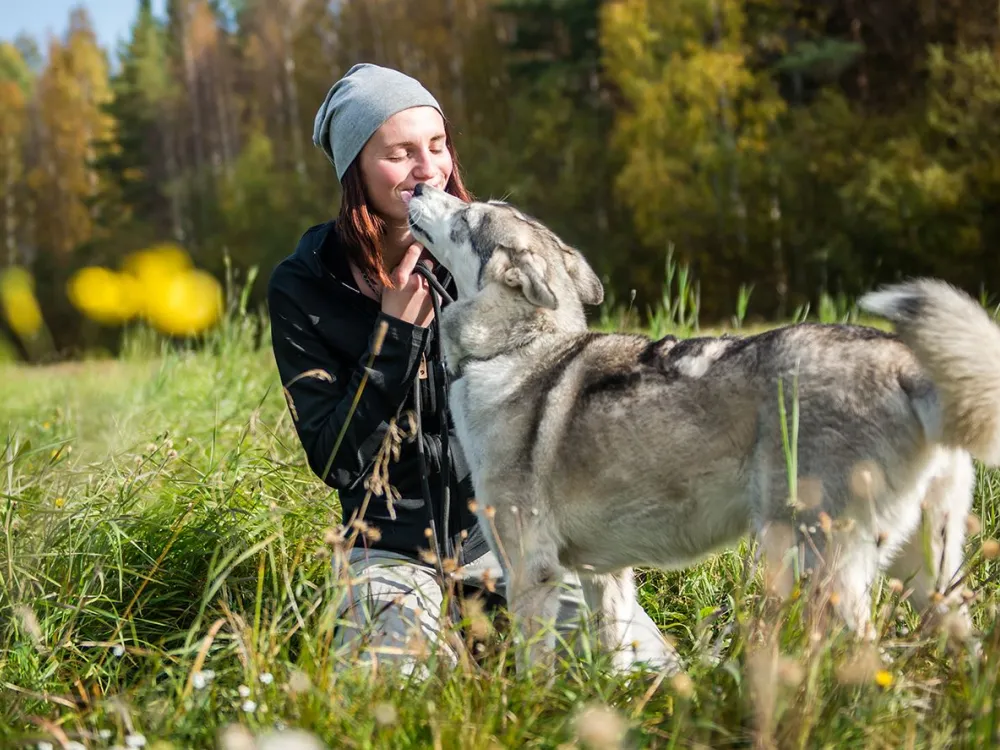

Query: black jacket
[267,220,485,562]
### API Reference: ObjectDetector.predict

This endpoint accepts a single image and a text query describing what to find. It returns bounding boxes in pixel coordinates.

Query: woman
[267,63,676,677]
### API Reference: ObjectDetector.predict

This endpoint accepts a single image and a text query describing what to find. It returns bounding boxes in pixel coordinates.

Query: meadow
[2,271,999,750]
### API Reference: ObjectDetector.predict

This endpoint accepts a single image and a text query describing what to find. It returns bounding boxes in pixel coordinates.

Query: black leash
[410,264,461,609]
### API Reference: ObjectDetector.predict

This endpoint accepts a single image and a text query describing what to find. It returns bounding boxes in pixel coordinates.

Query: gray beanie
[312,63,444,181]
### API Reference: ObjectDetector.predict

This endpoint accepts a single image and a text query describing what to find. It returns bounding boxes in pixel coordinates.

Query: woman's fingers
[391,243,425,286]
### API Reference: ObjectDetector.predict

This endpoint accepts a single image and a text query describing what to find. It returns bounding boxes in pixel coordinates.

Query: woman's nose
[412,148,435,178]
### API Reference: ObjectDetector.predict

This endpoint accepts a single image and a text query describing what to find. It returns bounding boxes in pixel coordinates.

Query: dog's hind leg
[580,568,638,672]
[885,449,976,641]
[580,567,681,674]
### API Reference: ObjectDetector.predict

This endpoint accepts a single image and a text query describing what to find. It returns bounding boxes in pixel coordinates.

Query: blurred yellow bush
[0,266,44,338]
[66,243,223,336]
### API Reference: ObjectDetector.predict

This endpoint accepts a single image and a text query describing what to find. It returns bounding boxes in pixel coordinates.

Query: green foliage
[4,0,1000,359]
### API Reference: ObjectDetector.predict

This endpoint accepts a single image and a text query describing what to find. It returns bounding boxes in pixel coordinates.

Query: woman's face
[358,106,453,227]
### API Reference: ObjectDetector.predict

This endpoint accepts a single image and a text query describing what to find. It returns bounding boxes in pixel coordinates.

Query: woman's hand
[381,243,435,327]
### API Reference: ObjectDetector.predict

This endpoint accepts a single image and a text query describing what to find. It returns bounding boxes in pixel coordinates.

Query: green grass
[2,299,999,750]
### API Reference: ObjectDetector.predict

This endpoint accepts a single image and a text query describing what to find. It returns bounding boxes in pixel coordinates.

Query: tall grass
[2,272,999,749]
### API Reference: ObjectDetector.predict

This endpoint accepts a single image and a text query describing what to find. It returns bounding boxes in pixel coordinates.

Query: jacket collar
[296,220,337,278]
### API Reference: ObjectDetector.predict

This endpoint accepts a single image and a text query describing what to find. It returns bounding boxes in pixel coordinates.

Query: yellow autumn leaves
[1,243,223,340]
[0,267,44,337]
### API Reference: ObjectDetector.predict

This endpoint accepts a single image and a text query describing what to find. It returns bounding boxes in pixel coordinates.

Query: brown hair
[337,120,473,289]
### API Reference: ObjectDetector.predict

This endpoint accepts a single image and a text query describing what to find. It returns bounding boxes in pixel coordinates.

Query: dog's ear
[502,250,558,309]
[562,245,604,306]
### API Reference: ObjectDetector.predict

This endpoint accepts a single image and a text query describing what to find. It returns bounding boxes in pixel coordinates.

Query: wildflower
[37,742,54,750]
[166,450,178,460]
[671,672,695,699]
[373,702,398,727]
[192,671,213,690]
[259,672,274,685]
[238,684,251,698]
[54,497,65,509]
[98,729,112,740]
[241,699,257,713]
[113,644,126,657]
[573,702,628,750]
[144,268,223,337]
[777,656,804,688]
[218,725,256,750]
[874,670,893,688]
[287,669,311,695]
[1,266,43,337]
[67,266,140,325]
[66,742,86,750]
[888,578,904,594]
[125,734,147,748]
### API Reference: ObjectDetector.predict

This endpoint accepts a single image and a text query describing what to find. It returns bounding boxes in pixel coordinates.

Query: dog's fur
[407,183,1000,671]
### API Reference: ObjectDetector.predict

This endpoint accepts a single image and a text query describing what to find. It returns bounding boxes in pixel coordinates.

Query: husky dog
[406,182,1000,671]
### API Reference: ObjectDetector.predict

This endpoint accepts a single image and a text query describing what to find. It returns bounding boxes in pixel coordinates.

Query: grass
[2,281,999,750]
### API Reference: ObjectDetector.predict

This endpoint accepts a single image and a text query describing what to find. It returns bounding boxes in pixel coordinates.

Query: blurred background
[1,0,999,361]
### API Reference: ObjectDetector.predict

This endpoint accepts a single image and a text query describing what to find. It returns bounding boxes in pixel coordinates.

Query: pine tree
[94,0,177,244]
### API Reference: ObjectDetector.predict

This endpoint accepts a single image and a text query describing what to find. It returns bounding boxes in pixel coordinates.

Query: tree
[601,0,787,314]
[94,0,179,247]
[0,44,32,267]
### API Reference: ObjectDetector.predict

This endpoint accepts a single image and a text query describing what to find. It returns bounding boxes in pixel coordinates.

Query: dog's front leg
[505,549,564,677]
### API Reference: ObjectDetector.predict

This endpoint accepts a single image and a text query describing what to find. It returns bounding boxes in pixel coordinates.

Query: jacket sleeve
[268,276,429,489]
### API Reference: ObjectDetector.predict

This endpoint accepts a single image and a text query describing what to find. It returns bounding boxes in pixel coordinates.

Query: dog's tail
[860,278,1000,466]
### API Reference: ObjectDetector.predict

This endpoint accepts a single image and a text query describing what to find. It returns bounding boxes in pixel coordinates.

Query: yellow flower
[0,266,44,337]
[874,670,893,688]
[54,497,65,508]
[67,267,141,325]
[144,268,223,336]
[65,243,224,336]
[123,243,192,297]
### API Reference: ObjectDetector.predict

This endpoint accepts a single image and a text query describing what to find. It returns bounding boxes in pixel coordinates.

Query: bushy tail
[860,278,1000,466]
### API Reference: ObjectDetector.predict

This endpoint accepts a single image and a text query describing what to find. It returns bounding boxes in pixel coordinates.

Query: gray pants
[331,544,678,678]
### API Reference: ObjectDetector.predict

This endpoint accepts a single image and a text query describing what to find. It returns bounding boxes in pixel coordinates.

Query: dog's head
[407,183,604,312]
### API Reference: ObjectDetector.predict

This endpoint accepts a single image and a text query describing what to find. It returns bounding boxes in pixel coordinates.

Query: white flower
[112,644,125,657]
[259,671,274,685]
[125,733,147,748]
[66,742,86,750]
[241,699,257,713]
[37,743,54,750]
[98,729,113,740]
[237,684,251,698]
[191,669,216,689]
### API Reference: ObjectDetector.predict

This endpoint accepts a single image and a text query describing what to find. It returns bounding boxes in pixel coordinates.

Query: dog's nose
[413,183,425,197]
